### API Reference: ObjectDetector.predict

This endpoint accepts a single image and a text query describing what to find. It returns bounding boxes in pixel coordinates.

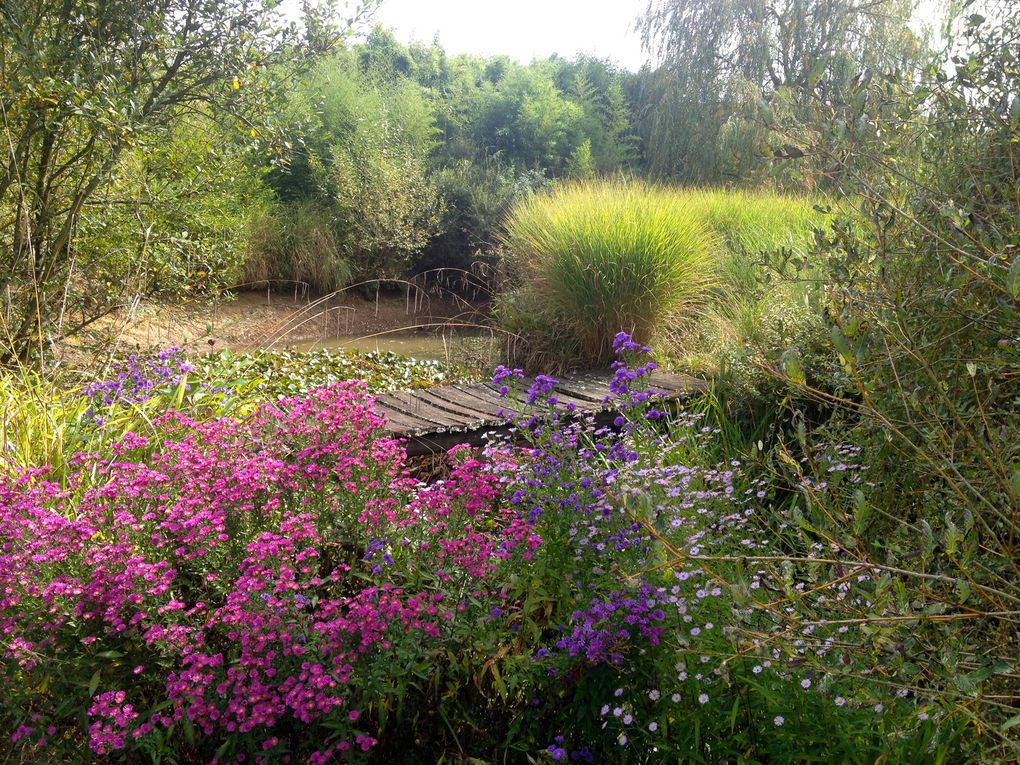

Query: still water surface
[277,330,500,362]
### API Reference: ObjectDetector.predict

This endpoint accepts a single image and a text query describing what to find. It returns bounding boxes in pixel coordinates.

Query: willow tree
[637,0,926,185]
[0,0,376,364]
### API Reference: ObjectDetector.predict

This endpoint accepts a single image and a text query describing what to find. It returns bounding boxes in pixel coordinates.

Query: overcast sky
[370,0,650,71]
[283,0,944,74]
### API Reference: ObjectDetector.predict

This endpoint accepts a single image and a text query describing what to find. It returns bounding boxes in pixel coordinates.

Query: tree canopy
[0,0,376,361]
[637,0,925,183]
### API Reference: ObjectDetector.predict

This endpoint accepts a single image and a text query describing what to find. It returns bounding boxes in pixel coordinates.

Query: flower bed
[1,338,964,763]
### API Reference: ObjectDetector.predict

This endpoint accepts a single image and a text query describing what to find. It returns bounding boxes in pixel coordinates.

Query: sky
[369,0,650,71]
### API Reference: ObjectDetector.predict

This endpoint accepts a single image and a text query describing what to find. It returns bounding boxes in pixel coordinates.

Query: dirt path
[90,289,488,354]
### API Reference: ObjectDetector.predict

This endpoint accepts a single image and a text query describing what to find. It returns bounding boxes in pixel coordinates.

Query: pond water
[277,330,502,362]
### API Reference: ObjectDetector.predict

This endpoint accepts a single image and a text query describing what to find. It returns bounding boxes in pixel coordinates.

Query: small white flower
[648,690,660,701]
[774,715,785,726]
[835,697,846,707]
[801,678,811,689]
[698,693,709,705]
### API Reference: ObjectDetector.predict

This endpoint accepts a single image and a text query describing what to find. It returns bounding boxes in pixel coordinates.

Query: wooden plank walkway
[375,371,706,456]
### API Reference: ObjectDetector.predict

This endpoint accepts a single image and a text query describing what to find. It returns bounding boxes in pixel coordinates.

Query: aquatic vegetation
[199,348,463,399]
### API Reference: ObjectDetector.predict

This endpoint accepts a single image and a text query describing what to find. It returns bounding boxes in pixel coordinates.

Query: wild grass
[500,179,718,365]
[244,201,354,294]
[0,370,92,482]
[497,180,823,368]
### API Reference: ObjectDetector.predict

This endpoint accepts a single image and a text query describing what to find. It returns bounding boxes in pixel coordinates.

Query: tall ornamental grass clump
[500,179,717,365]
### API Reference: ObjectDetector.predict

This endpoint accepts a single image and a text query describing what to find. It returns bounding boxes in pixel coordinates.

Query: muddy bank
[90,289,491,356]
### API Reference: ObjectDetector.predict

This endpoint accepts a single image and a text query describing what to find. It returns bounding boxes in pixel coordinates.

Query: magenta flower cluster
[1,381,539,762]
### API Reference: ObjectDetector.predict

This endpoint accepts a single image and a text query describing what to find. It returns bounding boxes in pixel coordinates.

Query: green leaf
[88,670,101,697]
[808,56,829,87]
[1002,715,1020,732]
[831,326,853,361]
[853,490,872,534]
[781,348,806,386]
[1006,255,1020,298]
[215,739,233,760]
[955,579,970,604]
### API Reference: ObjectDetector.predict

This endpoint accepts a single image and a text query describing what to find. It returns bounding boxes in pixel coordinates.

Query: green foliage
[637,0,925,185]
[673,190,826,379]
[565,139,596,181]
[82,117,273,299]
[499,179,718,365]
[686,189,818,262]
[0,369,94,482]
[264,51,444,285]
[424,157,549,274]
[658,4,1020,759]
[468,64,585,174]
[250,32,644,284]
[0,346,458,479]
[497,183,822,369]
[245,201,354,293]
[0,0,375,364]
[199,348,462,399]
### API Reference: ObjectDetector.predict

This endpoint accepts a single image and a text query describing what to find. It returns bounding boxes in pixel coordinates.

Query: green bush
[499,179,717,365]
[259,51,444,287]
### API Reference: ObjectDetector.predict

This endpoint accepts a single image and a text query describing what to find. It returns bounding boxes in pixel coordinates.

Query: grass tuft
[500,179,718,365]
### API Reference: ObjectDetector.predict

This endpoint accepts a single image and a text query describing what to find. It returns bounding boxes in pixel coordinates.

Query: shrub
[499,179,717,365]
[0,382,537,762]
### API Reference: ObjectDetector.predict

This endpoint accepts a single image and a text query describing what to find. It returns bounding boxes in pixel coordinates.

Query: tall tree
[0,0,376,363]
[637,0,924,184]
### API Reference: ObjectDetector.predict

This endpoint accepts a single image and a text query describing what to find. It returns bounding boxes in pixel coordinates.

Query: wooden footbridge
[374,371,706,456]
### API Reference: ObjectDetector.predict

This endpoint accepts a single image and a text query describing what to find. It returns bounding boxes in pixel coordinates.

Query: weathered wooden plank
[375,370,706,453]
[376,391,478,429]
[374,403,438,434]
[447,384,519,413]
[552,379,610,404]
[414,389,495,421]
